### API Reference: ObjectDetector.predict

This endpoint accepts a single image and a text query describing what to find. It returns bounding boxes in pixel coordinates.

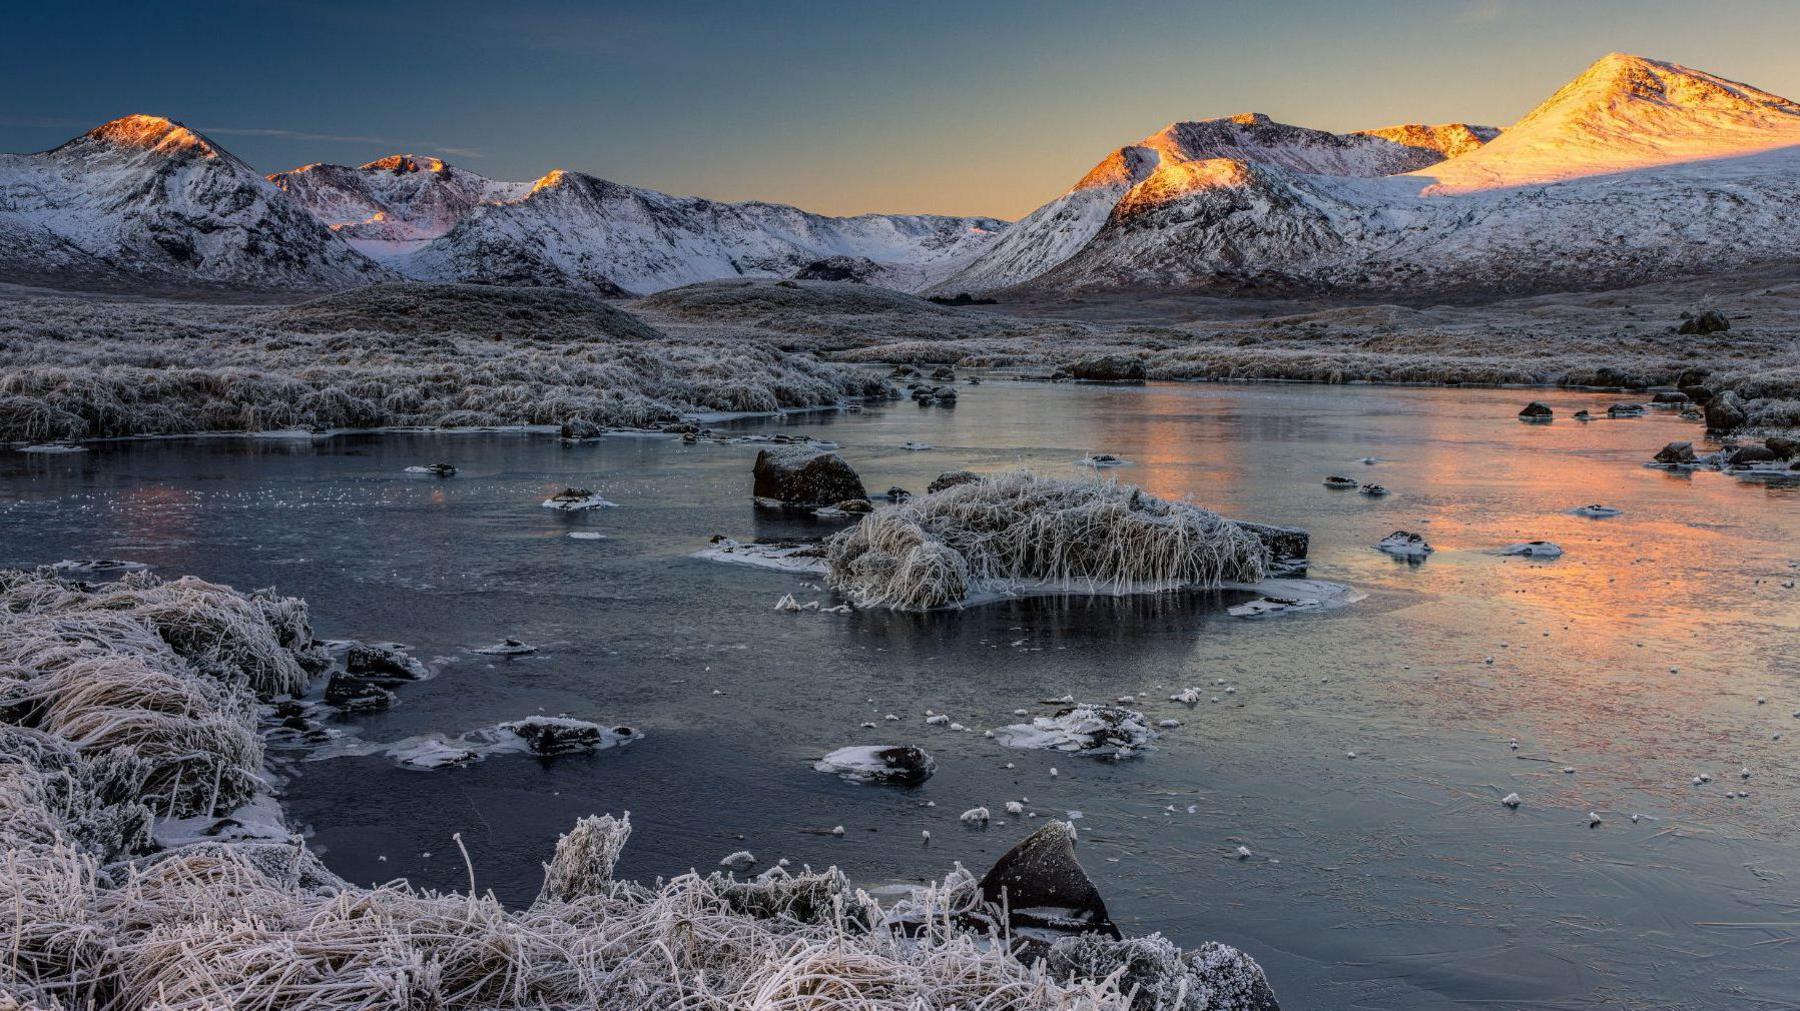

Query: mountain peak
[83,115,220,158]
[1411,53,1800,193]
[362,154,449,175]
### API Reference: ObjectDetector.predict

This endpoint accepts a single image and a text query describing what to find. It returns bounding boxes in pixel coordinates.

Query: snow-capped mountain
[935,114,1498,293]
[375,168,1006,295]
[268,155,529,256]
[945,54,1800,295]
[0,116,386,289]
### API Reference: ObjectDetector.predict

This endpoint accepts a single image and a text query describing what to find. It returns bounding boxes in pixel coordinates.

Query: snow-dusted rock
[814,745,936,785]
[1376,531,1433,559]
[542,487,617,511]
[992,705,1156,758]
[1501,540,1565,558]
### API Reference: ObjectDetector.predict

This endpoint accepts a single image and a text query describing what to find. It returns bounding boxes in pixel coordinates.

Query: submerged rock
[978,821,1119,940]
[1501,540,1565,558]
[1080,453,1128,468]
[992,705,1155,758]
[1322,475,1359,489]
[1573,504,1622,518]
[1518,401,1553,421]
[473,638,537,656]
[814,745,936,785]
[542,487,617,511]
[1360,483,1389,497]
[1376,531,1432,559]
[752,446,867,509]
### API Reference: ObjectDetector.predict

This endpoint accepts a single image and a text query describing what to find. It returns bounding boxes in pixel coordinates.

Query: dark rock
[885,486,912,503]
[832,498,874,515]
[1572,409,1592,421]
[1727,444,1780,466]
[927,470,983,494]
[344,643,427,681]
[1066,354,1147,384]
[1235,521,1308,562]
[1650,391,1689,404]
[499,716,634,757]
[1323,476,1359,489]
[1765,437,1797,460]
[1678,385,1714,404]
[1653,441,1697,465]
[1705,391,1747,431]
[752,446,867,508]
[792,255,881,283]
[1677,309,1730,334]
[324,675,396,712]
[1607,402,1646,417]
[978,821,1120,940]
[930,366,956,381]
[1675,368,1712,388]
[559,419,601,440]
[1518,401,1553,420]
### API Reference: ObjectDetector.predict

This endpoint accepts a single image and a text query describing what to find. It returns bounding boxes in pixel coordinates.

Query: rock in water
[992,705,1156,757]
[1234,521,1308,563]
[1518,401,1553,421]
[1652,441,1697,466]
[1501,541,1565,558]
[927,470,983,494]
[344,643,428,681]
[1376,531,1433,559]
[978,821,1120,940]
[1677,309,1730,334]
[813,745,936,785]
[1704,391,1746,432]
[1062,354,1147,384]
[1323,475,1359,489]
[752,446,866,509]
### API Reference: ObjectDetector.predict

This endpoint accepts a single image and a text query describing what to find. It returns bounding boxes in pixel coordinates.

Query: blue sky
[5,0,1799,217]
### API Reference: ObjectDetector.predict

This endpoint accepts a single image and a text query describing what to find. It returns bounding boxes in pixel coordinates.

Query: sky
[5,0,1800,219]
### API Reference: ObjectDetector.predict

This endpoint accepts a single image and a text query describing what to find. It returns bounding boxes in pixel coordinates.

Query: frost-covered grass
[826,472,1269,610]
[0,286,889,442]
[0,567,1265,1011]
[636,274,1800,433]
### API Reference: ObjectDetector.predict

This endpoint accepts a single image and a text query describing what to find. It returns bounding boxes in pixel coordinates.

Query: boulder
[813,745,936,785]
[1704,391,1747,431]
[324,675,396,712]
[1607,402,1646,417]
[345,643,428,681]
[1650,391,1690,404]
[927,470,983,494]
[1678,385,1714,405]
[885,486,912,503]
[559,418,602,440]
[1517,401,1553,421]
[499,716,635,757]
[978,821,1120,940]
[1677,309,1730,334]
[1726,444,1780,467]
[752,446,866,508]
[1653,441,1697,465]
[1066,354,1148,384]
[1764,437,1797,460]
[1235,521,1308,562]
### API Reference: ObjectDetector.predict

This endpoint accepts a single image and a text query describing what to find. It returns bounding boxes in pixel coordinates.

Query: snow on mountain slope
[391,169,1006,295]
[1411,53,1800,194]
[0,115,386,289]
[268,156,529,257]
[936,114,1495,293]
[984,54,1800,295]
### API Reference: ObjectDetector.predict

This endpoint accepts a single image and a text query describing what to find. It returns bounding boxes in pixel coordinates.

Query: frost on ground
[824,471,1269,610]
[0,566,1281,1010]
[632,274,1800,437]
[0,283,890,443]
